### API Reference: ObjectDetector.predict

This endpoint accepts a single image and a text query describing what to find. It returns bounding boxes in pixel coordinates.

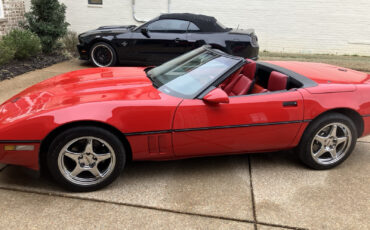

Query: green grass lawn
[260,51,370,73]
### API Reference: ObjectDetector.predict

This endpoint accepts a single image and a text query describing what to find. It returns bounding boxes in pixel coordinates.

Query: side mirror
[203,88,229,104]
[141,28,150,38]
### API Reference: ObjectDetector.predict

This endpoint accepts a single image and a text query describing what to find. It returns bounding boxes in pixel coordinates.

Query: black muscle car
[77,13,259,67]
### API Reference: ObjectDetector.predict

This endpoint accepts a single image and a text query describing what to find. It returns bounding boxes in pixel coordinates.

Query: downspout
[132,0,146,23]
[132,0,171,23]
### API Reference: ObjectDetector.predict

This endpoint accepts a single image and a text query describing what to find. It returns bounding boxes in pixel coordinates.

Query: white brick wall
[25,0,370,55]
[0,0,26,36]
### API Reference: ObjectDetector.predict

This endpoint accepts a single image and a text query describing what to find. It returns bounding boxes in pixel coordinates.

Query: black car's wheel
[47,126,126,192]
[90,42,117,67]
[298,113,357,170]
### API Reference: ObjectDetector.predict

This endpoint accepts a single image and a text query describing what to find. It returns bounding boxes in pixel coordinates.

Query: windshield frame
[133,17,158,32]
[146,45,245,99]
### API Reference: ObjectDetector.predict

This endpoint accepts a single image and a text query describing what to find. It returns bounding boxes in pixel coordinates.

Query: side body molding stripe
[0,140,41,143]
[125,120,312,136]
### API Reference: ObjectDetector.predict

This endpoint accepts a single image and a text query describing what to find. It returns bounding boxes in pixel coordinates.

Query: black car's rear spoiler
[97,25,137,30]
[229,28,255,35]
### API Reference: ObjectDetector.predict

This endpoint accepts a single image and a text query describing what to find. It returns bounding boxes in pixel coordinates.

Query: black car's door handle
[283,101,298,107]
[174,38,180,43]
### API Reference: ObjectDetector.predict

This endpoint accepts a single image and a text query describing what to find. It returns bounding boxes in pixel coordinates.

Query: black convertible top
[158,13,228,32]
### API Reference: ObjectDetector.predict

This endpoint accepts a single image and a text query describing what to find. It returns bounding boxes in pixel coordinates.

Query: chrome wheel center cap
[78,153,97,167]
[325,137,337,147]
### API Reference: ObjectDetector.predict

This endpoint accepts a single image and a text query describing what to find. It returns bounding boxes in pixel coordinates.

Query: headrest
[242,59,257,80]
[268,71,288,91]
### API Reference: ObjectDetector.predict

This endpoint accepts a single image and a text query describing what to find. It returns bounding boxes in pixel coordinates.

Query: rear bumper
[0,141,40,170]
[77,44,89,60]
[227,41,259,60]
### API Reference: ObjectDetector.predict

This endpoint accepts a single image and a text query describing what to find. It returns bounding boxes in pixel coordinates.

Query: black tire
[90,42,117,67]
[298,113,357,170]
[47,126,126,192]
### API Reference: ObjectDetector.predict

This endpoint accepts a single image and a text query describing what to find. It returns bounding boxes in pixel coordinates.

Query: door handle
[174,38,180,43]
[283,101,298,107]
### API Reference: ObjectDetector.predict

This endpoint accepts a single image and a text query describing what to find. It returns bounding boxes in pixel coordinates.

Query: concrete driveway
[0,60,369,230]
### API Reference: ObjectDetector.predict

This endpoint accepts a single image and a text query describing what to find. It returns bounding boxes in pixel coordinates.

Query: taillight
[251,34,258,47]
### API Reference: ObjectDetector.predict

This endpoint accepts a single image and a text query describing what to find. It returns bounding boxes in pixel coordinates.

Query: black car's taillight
[251,34,259,47]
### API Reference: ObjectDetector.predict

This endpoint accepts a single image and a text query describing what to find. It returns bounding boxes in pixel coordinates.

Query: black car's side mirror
[141,28,150,38]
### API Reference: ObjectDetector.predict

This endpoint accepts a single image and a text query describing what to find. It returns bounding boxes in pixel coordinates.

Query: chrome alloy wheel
[57,137,116,186]
[91,44,114,67]
[311,122,352,165]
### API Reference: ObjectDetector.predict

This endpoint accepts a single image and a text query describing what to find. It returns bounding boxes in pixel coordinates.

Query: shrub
[61,30,79,57]
[0,40,15,65]
[2,29,41,60]
[24,0,69,53]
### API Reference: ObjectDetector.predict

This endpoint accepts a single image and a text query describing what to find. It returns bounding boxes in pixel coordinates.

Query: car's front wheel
[90,42,117,67]
[47,126,126,192]
[298,113,357,169]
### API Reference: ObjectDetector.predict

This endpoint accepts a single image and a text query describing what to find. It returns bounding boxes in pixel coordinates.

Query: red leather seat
[218,66,244,90]
[268,71,288,91]
[241,59,257,80]
[224,74,252,96]
[251,84,267,94]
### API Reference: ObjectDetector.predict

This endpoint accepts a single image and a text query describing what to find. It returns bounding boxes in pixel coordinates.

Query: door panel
[172,91,304,156]
[132,32,189,64]
[128,19,192,65]
[127,31,189,64]
[186,33,207,50]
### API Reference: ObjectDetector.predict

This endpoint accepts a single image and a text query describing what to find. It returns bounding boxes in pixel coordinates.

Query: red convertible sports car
[0,46,369,191]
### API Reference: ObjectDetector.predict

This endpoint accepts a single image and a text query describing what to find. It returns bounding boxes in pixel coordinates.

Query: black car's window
[88,0,102,5]
[187,22,200,32]
[147,19,189,33]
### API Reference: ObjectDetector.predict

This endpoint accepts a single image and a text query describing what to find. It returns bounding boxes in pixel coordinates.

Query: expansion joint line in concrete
[357,140,370,144]
[0,186,307,230]
[248,155,258,230]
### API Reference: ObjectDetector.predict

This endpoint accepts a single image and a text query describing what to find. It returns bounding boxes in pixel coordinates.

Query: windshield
[147,47,242,99]
[134,17,158,32]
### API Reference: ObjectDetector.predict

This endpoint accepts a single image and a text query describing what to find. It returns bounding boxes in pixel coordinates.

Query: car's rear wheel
[90,42,117,67]
[47,126,125,192]
[298,113,357,169]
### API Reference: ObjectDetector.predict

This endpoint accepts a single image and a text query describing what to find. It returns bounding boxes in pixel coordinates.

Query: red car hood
[267,61,370,84]
[0,67,162,122]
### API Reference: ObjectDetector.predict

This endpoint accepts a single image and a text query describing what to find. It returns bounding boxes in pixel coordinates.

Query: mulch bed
[0,53,70,81]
